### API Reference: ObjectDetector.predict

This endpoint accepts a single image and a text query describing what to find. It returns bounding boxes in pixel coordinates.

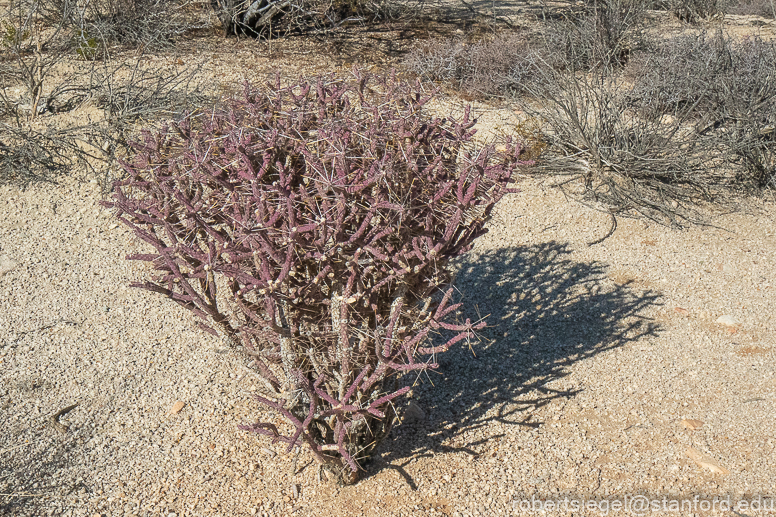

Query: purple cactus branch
[104,69,531,484]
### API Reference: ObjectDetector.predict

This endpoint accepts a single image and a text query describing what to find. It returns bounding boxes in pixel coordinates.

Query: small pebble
[716,314,739,326]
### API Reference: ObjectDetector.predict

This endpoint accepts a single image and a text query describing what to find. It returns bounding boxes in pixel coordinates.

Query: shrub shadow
[367,241,661,483]
[0,421,91,516]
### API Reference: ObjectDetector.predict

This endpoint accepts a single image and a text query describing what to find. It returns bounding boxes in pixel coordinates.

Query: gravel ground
[1,168,774,516]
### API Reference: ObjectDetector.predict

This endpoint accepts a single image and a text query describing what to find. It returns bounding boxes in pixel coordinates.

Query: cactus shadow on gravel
[0,422,94,516]
[365,241,662,485]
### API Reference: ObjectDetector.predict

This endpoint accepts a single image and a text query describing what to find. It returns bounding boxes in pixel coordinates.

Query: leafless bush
[0,2,93,186]
[92,65,203,121]
[402,33,530,98]
[726,0,776,18]
[0,0,81,122]
[86,59,208,158]
[540,0,648,71]
[403,12,774,222]
[0,67,207,190]
[629,31,776,190]
[1,0,209,188]
[209,0,402,36]
[705,37,776,189]
[403,0,647,96]
[38,0,206,49]
[520,56,722,226]
[402,0,649,96]
[626,32,727,121]
[516,30,776,226]
[644,0,769,19]
[0,123,101,186]
[670,0,719,22]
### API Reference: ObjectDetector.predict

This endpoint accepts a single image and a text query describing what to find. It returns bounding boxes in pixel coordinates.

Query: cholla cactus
[105,70,528,483]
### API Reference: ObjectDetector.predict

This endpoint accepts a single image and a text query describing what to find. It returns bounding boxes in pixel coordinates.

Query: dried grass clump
[104,71,529,483]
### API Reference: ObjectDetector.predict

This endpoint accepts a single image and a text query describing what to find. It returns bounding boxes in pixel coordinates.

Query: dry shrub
[626,32,730,120]
[629,31,776,190]
[0,125,92,186]
[209,0,401,36]
[646,0,771,20]
[521,62,720,226]
[402,33,530,98]
[540,0,648,71]
[0,0,93,186]
[403,12,774,224]
[1,1,77,120]
[0,0,209,188]
[670,0,720,21]
[519,30,776,226]
[402,0,646,97]
[402,6,774,224]
[37,0,204,49]
[726,0,776,18]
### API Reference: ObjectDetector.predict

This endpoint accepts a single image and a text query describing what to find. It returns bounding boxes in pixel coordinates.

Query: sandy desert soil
[2,9,776,517]
[2,165,775,517]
